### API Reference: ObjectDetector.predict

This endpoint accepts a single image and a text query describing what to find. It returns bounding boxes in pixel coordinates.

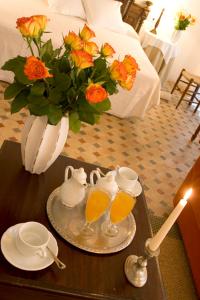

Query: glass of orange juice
[81,188,111,236]
[101,190,136,237]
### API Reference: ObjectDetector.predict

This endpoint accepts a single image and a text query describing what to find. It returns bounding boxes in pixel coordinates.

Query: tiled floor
[0,81,199,218]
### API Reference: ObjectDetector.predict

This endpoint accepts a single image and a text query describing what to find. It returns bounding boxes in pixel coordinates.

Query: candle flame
[183,188,192,201]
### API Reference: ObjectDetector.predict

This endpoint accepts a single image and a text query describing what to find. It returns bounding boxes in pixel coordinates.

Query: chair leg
[193,99,200,113]
[176,79,193,109]
[171,68,185,94]
[191,124,200,141]
[188,85,199,106]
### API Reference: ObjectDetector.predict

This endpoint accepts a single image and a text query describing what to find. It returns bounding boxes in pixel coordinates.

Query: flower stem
[33,38,41,58]
[27,38,34,56]
[44,79,50,97]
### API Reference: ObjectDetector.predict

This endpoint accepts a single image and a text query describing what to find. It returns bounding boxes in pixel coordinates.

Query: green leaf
[15,62,32,85]
[53,47,62,58]
[78,97,97,114]
[77,69,86,83]
[27,94,48,105]
[54,72,71,91]
[92,98,111,113]
[59,56,71,73]
[28,102,49,116]
[67,87,77,102]
[48,104,63,125]
[40,39,53,59]
[104,80,118,95]
[2,56,31,85]
[78,110,97,125]
[4,82,25,100]
[49,88,63,104]
[69,112,81,133]
[11,90,29,113]
[94,57,107,73]
[1,56,25,71]
[27,94,49,116]
[30,82,45,96]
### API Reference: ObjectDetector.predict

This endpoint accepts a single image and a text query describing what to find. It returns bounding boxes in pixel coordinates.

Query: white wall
[167,0,200,81]
[136,0,200,81]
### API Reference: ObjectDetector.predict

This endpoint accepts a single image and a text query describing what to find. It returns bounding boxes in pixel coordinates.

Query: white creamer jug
[90,169,118,198]
[60,166,87,208]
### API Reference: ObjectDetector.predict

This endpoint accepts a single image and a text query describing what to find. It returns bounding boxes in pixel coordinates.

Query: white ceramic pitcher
[60,166,87,208]
[90,169,118,198]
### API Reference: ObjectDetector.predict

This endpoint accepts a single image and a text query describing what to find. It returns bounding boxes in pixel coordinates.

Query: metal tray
[46,188,136,254]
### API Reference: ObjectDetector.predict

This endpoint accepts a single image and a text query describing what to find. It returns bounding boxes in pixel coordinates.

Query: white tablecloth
[140,31,178,64]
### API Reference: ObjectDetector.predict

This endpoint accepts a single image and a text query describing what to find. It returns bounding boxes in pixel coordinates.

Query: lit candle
[148,188,192,252]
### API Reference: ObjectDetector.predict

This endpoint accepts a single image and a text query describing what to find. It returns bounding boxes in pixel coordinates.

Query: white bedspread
[0,0,160,118]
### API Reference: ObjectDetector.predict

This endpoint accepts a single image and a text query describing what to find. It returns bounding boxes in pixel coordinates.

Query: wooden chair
[191,124,200,142]
[171,69,200,113]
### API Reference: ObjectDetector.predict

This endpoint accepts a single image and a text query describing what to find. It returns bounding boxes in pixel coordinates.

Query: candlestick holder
[124,239,160,287]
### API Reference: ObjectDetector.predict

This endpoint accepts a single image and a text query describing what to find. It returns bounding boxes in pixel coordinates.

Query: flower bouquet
[174,11,196,30]
[2,15,139,174]
[2,15,139,131]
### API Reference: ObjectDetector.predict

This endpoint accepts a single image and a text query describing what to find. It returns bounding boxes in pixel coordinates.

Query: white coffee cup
[115,166,138,192]
[15,222,50,257]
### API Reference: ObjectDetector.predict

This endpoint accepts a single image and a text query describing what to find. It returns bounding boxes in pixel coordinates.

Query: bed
[0,0,160,119]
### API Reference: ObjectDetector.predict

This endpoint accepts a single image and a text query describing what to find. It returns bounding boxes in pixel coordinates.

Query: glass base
[101,220,119,237]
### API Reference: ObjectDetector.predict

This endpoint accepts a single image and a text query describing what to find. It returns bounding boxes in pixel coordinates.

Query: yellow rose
[123,55,140,76]
[64,31,83,50]
[119,75,135,91]
[80,24,95,41]
[16,15,47,38]
[110,60,127,82]
[32,15,47,31]
[83,41,99,56]
[101,43,115,57]
[70,50,94,69]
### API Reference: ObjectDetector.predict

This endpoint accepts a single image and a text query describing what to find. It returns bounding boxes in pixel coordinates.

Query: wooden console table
[0,141,166,300]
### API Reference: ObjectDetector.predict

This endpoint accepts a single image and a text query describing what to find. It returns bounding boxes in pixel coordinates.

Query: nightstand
[140,30,178,84]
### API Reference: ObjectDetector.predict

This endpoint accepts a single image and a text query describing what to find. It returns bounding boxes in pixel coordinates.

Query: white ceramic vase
[171,30,182,43]
[21,115,69,174]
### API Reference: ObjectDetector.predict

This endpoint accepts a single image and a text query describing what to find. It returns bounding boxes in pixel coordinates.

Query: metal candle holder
[124,239,160,287]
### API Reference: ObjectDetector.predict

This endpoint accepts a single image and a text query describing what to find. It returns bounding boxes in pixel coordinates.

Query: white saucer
[107,171,142,197]
[1,223,58,271]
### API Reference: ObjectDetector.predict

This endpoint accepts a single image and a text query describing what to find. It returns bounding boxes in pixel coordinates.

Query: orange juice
[110,191,136,224]
[85,190,110,223]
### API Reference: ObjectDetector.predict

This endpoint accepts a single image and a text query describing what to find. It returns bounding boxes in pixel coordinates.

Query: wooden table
[0,141,166,300]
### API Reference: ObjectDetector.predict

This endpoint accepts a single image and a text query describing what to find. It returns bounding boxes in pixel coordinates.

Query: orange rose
[70,50,93,69]
[86,83,108,103]
[64,31,83,50]
[24,56,53,80]
[80,24,95,41]
[101,43,115,57]
[110,60,127,82]
[179,15,186,21]
[123,55,140,76]
[120,75,135,90]
[190,16,196,25]
[16,15,47,38]
[83,41,99,56]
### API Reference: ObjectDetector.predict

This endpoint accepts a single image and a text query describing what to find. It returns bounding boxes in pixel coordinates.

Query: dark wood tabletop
[0,140,166,300]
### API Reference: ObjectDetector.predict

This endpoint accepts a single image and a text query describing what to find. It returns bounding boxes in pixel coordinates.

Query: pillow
[48,0,86,19]
[82,0,126,34]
